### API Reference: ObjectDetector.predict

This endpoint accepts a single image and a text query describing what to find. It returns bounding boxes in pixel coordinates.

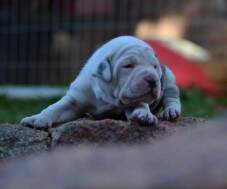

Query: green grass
[181,89,218,118]
[0,96,60,123]
[0,89,226,123]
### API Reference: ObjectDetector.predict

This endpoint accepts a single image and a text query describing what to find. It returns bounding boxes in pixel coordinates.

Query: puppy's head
[94,44,163,106]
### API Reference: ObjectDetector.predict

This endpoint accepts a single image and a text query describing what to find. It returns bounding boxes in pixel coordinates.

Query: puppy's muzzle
[143,75,157,89]
[119,69,161,104]
[141,74,160,98]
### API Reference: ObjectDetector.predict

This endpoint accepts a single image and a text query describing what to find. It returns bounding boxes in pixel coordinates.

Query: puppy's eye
[122,64,135,69]
[154,65,158,69]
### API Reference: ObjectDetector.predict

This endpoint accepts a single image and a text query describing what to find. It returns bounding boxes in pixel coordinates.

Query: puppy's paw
[159,106,181,121]
[129,109,158,126]
[21,114,53,129]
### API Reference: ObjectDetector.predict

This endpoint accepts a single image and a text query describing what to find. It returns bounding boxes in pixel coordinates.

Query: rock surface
[0,117,202,158]
[0,118,226,189]
[0,124,49,158]
[50,117,202,146]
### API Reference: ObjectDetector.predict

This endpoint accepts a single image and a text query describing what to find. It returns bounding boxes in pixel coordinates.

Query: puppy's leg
[125,103,158,126]
[159,68,181,120]
[21,95,81,128]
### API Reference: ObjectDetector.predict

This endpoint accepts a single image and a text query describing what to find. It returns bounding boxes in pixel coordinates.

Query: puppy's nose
[143,76,157,88]
[147,80,157,88]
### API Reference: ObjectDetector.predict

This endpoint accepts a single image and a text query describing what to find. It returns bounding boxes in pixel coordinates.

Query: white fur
[21,36,181,128]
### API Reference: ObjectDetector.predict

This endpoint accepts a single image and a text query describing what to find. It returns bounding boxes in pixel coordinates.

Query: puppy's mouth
[119,90,158,105]
[123,91,151,100]
[117,70,161,105]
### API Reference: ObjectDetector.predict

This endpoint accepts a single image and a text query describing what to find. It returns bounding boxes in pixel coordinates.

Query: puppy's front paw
[159,106,181,121]
[129,109,158,126]
[21,114,53,129]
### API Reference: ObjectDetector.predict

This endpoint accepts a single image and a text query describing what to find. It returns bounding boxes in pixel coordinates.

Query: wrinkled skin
[21,36,181,128]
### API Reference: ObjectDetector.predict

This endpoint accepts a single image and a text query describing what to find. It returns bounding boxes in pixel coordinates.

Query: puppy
[21,36,181,128]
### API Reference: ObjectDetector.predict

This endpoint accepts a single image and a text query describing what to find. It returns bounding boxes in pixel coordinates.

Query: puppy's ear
[96,60,112,82]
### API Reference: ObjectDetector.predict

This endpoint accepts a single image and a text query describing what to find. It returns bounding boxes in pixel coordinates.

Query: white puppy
[21,36,181,128]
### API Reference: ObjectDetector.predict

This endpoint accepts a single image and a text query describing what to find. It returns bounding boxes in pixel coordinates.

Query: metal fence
[0,0,227,85]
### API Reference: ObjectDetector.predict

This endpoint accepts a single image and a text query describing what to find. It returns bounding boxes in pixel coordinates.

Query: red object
[147,40,221,96]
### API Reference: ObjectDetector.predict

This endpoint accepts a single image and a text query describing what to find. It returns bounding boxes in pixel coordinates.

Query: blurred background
[0,0,226,123]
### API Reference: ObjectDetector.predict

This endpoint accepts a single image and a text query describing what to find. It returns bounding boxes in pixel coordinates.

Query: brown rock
[50,117,202,147]
[1,118,226,189]
[0,117,203,158]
